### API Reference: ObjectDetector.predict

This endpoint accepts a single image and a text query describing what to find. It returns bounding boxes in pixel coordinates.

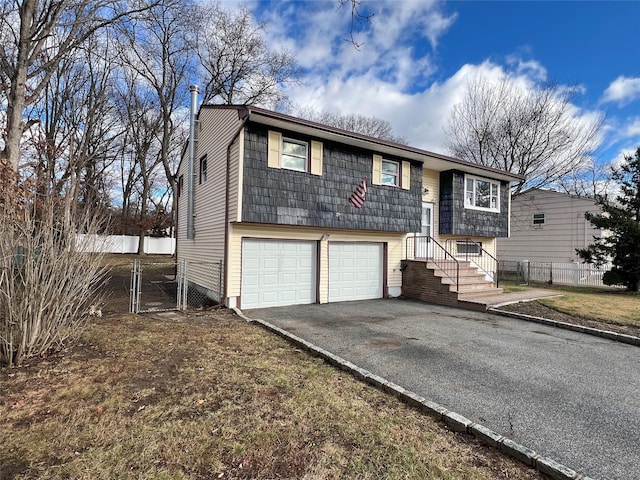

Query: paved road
[245,299,640,480]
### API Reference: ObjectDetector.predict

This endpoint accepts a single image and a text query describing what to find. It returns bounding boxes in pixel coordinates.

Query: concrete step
[457,287,504,300]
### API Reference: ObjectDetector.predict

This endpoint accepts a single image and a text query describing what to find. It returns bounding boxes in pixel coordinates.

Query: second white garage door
[328,242,383,302]
[241,239,316,309]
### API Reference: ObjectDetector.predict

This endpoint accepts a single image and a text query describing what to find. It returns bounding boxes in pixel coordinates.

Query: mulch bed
[495,301,640,339]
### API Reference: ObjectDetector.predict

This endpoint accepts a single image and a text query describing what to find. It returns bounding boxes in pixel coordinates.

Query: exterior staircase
[402,258,503,312]
[428,259,503,302]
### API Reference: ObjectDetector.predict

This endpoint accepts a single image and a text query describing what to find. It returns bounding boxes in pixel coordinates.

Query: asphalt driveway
[244,298,640,480]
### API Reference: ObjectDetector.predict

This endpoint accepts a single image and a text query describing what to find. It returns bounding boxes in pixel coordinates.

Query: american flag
[349,177,367,208]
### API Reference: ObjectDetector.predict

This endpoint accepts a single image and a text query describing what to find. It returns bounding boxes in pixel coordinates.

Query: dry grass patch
[1,309,542,480]
[536,286,640,326]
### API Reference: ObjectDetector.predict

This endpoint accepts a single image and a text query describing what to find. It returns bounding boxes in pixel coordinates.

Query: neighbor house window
[177,175,184,197]
[282,138,308,172]
[456,240,482,256]
[199,155,207,184]
[532,213,545,225]
[465,175,500,212]
[382,159,399,186]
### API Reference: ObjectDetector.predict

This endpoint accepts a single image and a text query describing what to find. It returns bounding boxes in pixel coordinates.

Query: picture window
[464,175,500,212]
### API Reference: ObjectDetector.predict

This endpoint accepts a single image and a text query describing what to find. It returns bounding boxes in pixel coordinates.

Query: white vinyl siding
[328,242,383,302]
[497,189,604,263]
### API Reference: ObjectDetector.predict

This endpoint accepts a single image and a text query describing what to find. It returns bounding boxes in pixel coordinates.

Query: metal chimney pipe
[187,85,199,239]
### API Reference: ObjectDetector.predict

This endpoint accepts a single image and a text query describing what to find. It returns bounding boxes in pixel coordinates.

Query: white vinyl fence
[501,260,615,288]
[76,234,175,255]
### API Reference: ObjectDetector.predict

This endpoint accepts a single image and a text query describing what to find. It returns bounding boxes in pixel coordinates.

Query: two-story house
[497,188,605,264]
[175,105,522,310]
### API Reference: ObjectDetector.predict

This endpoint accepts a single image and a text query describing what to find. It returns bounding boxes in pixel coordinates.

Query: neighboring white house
[497,188,604,264]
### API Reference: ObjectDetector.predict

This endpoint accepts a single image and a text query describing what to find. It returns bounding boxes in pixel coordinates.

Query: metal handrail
[405,235,460,291]
[444,238,499,287]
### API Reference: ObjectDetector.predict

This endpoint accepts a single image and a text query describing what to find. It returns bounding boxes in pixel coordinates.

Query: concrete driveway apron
[244,298,640,480]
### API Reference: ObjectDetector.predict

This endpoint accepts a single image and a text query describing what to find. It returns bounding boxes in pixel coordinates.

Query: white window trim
[381,159,400,186]
[532,213,545,225]
[456,240,483,256]
[281,137,309,172]
[464,174,500,213]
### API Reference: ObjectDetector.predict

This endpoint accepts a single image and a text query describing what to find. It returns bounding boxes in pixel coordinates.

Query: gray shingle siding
[439,170,509,237]
[242,124,421,232]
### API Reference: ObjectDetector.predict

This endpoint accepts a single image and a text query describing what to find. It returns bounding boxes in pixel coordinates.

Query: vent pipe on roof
[187,85,199,239]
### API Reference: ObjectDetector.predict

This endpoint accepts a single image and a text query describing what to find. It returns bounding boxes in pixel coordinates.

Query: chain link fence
[129,259,224,313]
[177,259,223,310]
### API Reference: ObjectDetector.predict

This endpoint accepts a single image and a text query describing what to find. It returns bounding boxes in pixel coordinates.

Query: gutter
[223,108,250,304]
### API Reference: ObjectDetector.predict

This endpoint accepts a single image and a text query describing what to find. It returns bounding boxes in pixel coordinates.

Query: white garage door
[241,239,316,309]
[328,242,383,302]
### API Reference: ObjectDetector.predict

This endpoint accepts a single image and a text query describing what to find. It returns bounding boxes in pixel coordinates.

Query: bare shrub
[0,163,108,367]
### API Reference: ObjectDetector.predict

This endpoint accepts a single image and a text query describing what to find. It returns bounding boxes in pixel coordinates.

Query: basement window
[456,240,482,256]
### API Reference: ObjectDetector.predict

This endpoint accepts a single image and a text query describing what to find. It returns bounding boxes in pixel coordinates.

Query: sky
[238,0,640,172]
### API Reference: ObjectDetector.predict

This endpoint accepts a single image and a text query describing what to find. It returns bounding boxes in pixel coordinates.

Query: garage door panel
[242,239,316,309]
[328,242,383,302]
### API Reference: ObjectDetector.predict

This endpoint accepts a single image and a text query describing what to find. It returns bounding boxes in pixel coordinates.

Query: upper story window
[372,154,410,190]
[465,175,500,212]
[382,159,399,186]
[532,213,545,225]
[199,155,208,184]
[282,138,308,172]
[267,130,322,175]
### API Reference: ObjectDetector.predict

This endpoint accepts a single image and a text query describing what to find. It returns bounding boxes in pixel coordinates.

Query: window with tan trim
[267,130,323,175]
[372,155,411,189]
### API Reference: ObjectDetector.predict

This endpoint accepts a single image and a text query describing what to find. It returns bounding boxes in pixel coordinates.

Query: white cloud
[602,76,640,105]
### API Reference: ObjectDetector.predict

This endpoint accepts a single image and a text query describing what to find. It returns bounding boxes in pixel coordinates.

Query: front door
[415,202,433,258]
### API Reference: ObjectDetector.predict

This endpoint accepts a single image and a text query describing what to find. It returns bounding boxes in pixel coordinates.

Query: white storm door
[328,242,383,302]
[241,239,316,309]
[415,202,433,258]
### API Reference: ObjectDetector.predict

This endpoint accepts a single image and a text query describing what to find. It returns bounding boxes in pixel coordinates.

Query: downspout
[187,85,199,239]
[223,109,250,305]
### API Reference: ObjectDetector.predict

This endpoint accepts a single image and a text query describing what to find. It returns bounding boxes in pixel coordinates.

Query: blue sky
[242,0,640,170]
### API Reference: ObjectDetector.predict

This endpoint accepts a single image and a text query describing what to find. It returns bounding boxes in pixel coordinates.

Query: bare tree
[558,158,613,198]
[0,0,154,171]
[295,106,407,143]
[23,34,121,222]
[197,5,301,107]
[115,0,195,236]
[114,68,164,253]
[444,75,604,196]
